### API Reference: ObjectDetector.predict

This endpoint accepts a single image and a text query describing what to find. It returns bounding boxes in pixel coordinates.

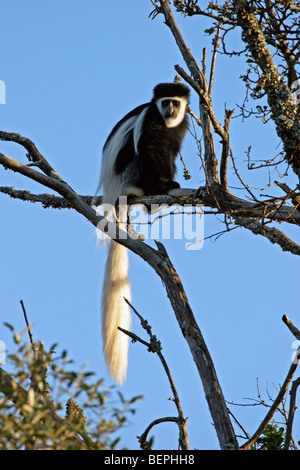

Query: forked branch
[120,299,189,450]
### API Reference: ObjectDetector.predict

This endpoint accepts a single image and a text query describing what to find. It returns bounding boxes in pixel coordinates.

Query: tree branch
[2,184,299,225]
[220,109,234,190]
[284,377,300,450]
[158,0,205,88]
[138,417,178,449]
[208,22,222,97]
[239,355,299,450]
[159,0,220,185]
[282,315,300,341]
[240,314,300,450]
[2,183,300,256]
[0,131,65,181]
[120,299,189,450]
[154,240,238,449]
[233,0,300,180]
[282,315,300,449]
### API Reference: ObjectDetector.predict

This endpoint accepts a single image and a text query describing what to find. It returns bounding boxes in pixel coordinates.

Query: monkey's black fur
[104,82,190,197]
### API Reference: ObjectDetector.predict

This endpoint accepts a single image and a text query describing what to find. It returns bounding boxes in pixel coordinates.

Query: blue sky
[1,1,299,450]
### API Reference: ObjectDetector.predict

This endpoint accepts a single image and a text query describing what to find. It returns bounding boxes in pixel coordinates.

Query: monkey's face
[155,96,188,128]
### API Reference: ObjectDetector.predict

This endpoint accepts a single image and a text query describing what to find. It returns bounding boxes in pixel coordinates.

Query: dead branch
[239,354,299,450]
[2,184,299,227]
[240,315,300,450]
[0,186,98,209]
[208,22,222,97]
[158,0,220,185]
[154,240,238,449]
[282,315,300,341]
[282,316,300,449]
[220,109,235,190]
[120,299,189,450]
[284,377,300,450]
[137,417,178,450]
[1,182,300,256]
[234,217,300,256]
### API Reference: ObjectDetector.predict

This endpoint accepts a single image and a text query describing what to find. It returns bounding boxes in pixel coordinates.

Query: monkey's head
[153,82,190,128]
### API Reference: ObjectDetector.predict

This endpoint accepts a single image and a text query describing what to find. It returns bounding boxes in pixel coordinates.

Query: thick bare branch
[154,240,238,450]
[2,185,300,254]
[284,377,300,450]
[234,217,300,256]
[282,315,300,341]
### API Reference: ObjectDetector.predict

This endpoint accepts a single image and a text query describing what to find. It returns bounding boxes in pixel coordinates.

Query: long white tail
[101,215,132,385]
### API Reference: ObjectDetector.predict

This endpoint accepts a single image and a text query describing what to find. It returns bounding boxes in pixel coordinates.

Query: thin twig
[137,417,178,450]
[240,316,300,450]
[0,131,63,182]
[121,299,189,450]
[208,22,222,96]
[186,106,202,127]
[20,300,34,348]
[240,358,299,449]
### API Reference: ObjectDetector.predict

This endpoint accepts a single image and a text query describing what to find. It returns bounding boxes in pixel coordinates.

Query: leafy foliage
[251,423,285,450]
[0,326,142,450]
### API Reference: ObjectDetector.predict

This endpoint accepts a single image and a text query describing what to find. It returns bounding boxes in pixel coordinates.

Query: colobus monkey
[96,82,190,384]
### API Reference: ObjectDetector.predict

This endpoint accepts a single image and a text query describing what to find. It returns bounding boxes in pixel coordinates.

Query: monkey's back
[113,103,189,195]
